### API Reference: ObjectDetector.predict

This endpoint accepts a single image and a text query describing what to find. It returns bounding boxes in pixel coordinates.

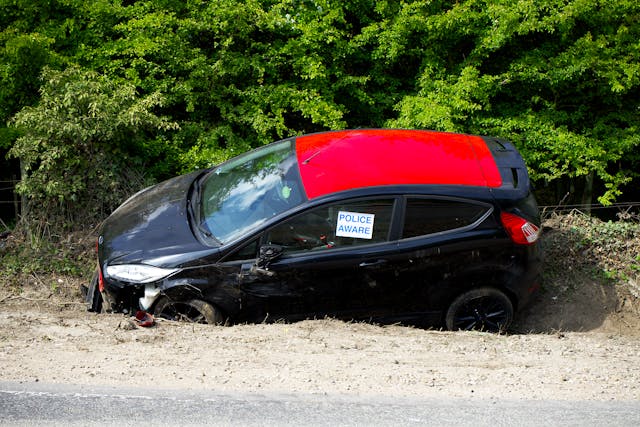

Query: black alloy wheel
[445,288,514,333]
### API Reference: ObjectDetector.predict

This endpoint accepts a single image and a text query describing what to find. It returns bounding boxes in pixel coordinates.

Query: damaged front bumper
[139,284,162,311]
[102,280,145,314]
[85,271,145,314]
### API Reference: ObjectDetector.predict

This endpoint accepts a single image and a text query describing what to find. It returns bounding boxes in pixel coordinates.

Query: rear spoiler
[482,137,539,223]
[482,137,531,194]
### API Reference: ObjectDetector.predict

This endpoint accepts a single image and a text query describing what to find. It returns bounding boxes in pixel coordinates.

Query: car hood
[99,170,216,268]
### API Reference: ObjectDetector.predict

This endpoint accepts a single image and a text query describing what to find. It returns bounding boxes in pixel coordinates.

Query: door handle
[359,259,388,268]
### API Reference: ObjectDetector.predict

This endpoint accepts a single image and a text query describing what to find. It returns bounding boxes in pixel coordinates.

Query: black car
[86,129,541,332]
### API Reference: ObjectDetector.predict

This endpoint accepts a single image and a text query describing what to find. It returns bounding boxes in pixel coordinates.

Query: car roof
[295,129,503,200]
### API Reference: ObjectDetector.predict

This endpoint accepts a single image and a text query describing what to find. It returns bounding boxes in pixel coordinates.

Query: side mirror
[256,244,283,269]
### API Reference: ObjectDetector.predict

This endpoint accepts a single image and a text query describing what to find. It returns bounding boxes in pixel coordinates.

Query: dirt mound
[514,211,640,335]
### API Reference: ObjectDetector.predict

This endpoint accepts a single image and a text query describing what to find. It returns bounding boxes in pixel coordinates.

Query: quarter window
[266,199,395,253]
[402,198,489,238]
[223,239,259,262]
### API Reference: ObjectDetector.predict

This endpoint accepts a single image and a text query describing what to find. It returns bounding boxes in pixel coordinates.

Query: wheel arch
[151,279,229,320]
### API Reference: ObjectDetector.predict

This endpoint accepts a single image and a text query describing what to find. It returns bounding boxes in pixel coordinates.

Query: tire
[153,297,224,325]
[445,288,514,333]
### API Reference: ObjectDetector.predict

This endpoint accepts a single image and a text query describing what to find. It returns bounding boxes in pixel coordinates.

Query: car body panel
[296,130,503,200]
[99,170,210,266]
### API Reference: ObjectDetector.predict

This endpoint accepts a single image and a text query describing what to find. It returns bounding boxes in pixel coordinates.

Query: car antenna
[302,130,357,165]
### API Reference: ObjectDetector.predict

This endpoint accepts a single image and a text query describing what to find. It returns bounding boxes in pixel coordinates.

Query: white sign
[336,211,375,239]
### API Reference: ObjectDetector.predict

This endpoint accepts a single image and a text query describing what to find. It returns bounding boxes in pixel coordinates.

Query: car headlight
[105,264,179,284]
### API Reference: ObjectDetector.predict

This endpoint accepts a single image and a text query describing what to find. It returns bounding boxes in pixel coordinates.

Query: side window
[402,198,489,239]
[266,199,395,253]
[223,238,259,262]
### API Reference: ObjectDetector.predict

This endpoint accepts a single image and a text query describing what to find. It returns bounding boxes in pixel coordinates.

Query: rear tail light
[500,211,540,245]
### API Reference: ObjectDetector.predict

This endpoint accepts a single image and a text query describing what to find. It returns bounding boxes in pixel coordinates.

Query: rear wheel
[445,288,513,333]
[153,297,224,325]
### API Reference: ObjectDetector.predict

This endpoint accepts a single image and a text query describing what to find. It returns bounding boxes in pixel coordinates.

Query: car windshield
[198,139,305,244]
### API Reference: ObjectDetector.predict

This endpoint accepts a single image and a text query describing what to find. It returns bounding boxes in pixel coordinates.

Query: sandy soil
[2,213,639,401]
[1,279,639,402]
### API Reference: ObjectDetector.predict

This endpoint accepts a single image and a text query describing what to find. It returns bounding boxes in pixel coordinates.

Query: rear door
[384,197,498,316]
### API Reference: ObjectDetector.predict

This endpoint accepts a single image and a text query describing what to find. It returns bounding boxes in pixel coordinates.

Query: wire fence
[0,180,20,214]
[539,201,640,218]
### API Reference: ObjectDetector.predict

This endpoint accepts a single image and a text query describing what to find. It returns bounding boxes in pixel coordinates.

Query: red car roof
[295,129,502,200]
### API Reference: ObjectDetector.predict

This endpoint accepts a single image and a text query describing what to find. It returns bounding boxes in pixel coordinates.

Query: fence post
[12,174,19,220]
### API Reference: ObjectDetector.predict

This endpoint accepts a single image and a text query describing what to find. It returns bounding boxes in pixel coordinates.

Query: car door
[383,197,498,316]
[237,197,399,321]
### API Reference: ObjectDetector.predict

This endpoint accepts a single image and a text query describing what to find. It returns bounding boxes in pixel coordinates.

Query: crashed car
[86,129,541,332]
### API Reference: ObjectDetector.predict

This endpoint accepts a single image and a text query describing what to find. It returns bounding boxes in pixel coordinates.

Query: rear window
[402,198,490,239]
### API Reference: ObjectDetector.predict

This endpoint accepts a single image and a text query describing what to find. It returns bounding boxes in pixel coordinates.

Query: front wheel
[153,297,224,325]
[445,288,513,333]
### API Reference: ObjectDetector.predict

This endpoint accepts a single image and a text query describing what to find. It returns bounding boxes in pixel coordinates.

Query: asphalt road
[1,382,639,426]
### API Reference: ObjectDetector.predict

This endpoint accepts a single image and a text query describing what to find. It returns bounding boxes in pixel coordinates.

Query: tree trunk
[581,172,594,215]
